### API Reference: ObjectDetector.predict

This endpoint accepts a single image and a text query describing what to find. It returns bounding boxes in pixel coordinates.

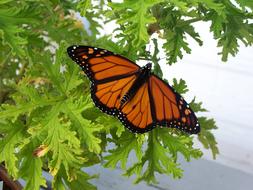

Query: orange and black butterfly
[67,45,200,134]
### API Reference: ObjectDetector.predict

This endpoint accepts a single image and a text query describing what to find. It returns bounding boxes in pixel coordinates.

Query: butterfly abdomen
[120,94,130,106]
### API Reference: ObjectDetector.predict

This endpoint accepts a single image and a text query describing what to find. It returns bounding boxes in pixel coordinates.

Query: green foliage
[0,0,251,189]
[152,39,163,78]
[109,0,163,48]
[0,121,26,177]
[236,0,253,9]
[0,3,38,56]
[19,142,47,190]
[124,129,202,184]
[198,117,219,159]
[190,97,208,113]
[0,43,100,189]
[75,0,253,64]
[172,78,189,94]
[125,130,184,184]
[104,132,142,170]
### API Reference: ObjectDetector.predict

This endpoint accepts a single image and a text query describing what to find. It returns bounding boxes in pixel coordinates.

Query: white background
[159,22,253,174]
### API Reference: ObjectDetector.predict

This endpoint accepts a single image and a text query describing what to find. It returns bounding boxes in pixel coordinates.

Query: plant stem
[0,164,22,190]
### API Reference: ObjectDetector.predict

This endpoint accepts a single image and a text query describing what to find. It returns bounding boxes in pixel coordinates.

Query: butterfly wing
[67,45,140,82]
[120,81,154,133]
[148,75,200,134]
[118,75,200,134]
[67,45,140,118]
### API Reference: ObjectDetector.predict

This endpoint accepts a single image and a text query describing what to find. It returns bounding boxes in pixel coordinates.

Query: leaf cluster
[0,1,99,189]
[102,0,253,64]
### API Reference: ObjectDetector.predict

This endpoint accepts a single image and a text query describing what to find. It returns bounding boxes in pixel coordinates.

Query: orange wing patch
[89,56,139,80]
[121,82,153,129]
[67,45,140,82]
[95,75,137,109]
[149,75,179,121]
[148,75,200,134]
[104,56,139,69]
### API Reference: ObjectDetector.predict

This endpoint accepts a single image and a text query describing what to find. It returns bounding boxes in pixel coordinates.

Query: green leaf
[158,129,202,161]
[209,2,253,61]
[63,61,83,93]
[41,42,83,94]
[236,0,253,9]
[156,6,203,64]
[0,5,39,57]
[0,25,27,56]
[169,0,225,15]
[189,97,208,112]
[96,115,125,137]
[163,28,191,64]
[0,121,26,177]
[109,0,163,47]
[104,131,142,169]
[52,170,67,190]
[41,50,65,93]
[218,19,253,61]
[209,11,226,38]
[183,24,203,46]
[38,104,85,179]
[19,143,47,190]
[168,0,188,12]
[63,97,102,154]
[0,0,15,4]
[77,0,91,16]
[172,78,189,94]
[152,38,163,78]
[64,170,97,190]
[0,81,64,121]
[81,8,103,37]
[193,0,225,16]
[125,130,183,184]
[198,117,219,159]
[52,169,97,190]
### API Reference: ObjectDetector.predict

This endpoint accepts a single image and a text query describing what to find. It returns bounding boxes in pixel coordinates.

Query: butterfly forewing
[95,74,137,109]
[67,45,140,82]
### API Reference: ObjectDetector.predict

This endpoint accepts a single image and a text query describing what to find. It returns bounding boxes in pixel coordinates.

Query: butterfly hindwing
[148,75,200,134]
[120,81,154,133]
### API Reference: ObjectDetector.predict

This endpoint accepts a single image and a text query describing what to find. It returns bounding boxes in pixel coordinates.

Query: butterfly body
[120,63,152,107]
[67,45,200,134]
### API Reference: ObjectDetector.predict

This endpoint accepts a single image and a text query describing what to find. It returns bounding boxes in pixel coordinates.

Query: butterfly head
[141,63,152,73]
[140,63,152,78]
[146,63,152,70]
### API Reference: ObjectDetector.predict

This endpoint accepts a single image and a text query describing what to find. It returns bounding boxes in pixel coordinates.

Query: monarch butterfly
[67,45,200,134]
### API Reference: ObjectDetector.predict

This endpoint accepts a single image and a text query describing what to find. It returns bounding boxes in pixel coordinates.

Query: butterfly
[67,45,200,134]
